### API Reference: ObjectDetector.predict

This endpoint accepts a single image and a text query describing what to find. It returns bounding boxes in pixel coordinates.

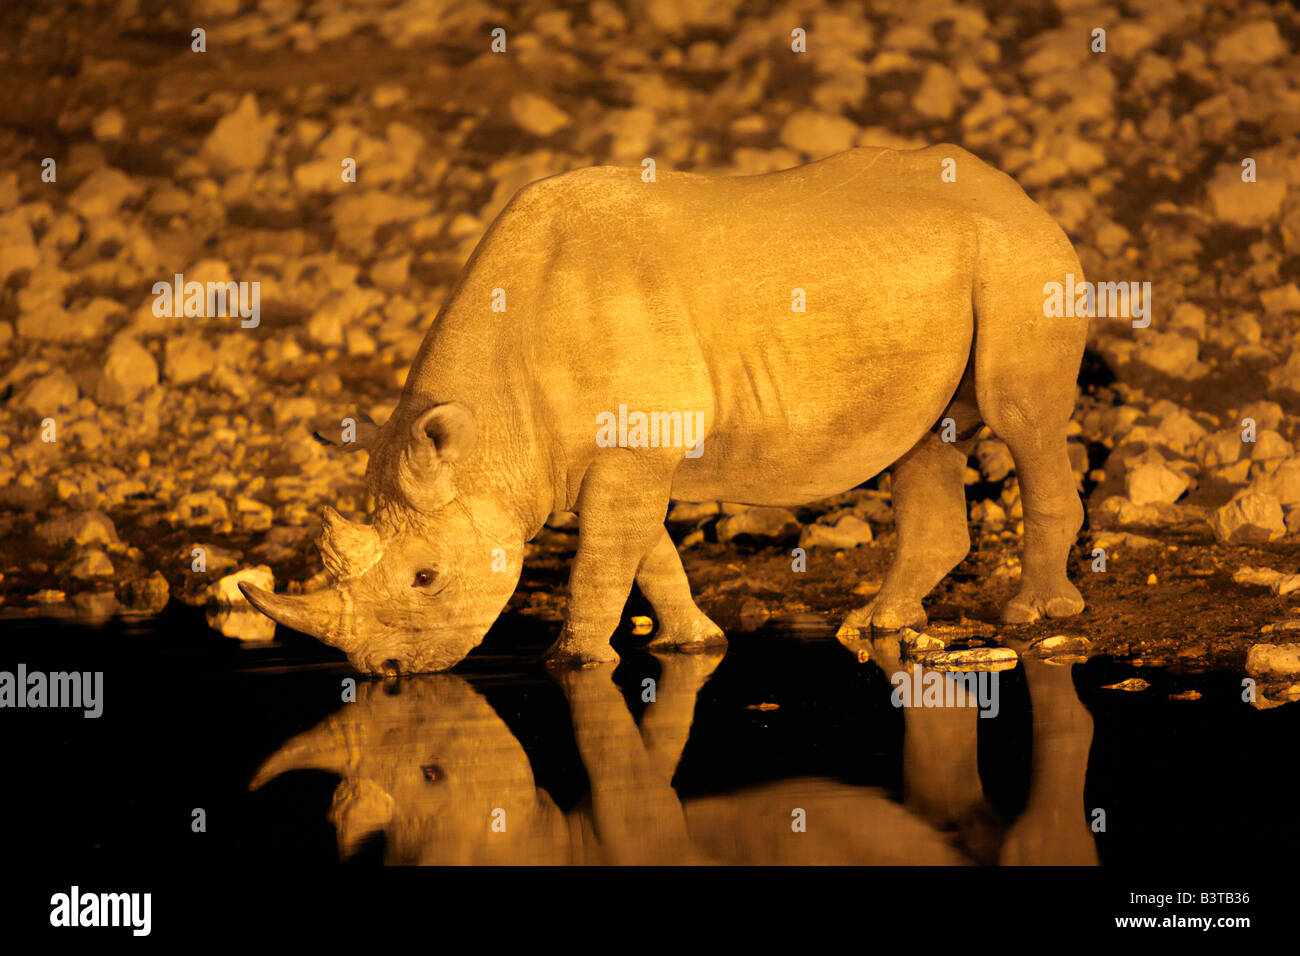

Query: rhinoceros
[241,145,1088,674]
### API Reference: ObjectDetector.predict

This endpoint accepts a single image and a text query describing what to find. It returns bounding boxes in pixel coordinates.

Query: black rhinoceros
[243,145,1087,674]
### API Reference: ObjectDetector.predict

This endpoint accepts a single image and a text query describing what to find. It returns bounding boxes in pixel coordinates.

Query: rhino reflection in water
[253,649,1097,865]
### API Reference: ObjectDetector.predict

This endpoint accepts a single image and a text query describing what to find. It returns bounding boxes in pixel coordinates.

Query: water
[2,607,1295,866]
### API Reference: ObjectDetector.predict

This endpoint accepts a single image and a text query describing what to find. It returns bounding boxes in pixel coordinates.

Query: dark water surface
[2,606,1295,866]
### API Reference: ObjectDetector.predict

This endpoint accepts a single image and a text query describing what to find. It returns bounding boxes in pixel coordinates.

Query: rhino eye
[412,569,438,588]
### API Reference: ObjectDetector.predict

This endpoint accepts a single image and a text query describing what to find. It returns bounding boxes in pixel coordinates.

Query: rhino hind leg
[639,527,727,652]
[973,236,1087,625]
[838,429,972,637]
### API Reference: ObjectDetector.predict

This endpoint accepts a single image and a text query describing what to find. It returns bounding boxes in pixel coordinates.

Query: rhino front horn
[239,583,350,648]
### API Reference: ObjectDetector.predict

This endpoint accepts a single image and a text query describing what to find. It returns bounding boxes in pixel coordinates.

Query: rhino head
[241,402,527,675]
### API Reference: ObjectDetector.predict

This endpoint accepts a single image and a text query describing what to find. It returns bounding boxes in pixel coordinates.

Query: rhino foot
[836,595,927,640]
[1001,582,1085,624]
[645,612,727,653]
[543,629,621,667]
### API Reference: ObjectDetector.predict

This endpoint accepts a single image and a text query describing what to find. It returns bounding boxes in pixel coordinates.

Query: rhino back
[402,148,1066,505]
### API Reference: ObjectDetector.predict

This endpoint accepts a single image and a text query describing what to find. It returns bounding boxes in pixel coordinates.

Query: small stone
[119,572,170,614]
[717,507,801,543]
[175,491,230,526]
[97,336,158,406]
[798,513,873,549]
[1102,677,1150,692]
[163,334,215,385]
[1246,643,1300,679]
[1125,460,1188,505]
[1212,20,1287,67]
[1206,163,1286,227]
[913,64,960,120]
[17,372,79,414]
[0,210,39,282]
[1261,284,1300,315]
[923,647,1019,671]
[779,110,859,157]
[68,168,143,219]
[1208,490,1286,544]
[209,565,274,608]
[1250,430,1293,460]
[1091,531,1161,551]
[975,438,1014,482]
[202,93,278,173]
[508,93,571,137]
[92,108,126,141]
[1253,458,1300,506]
[69,548,114,580]
[35,511,119,549]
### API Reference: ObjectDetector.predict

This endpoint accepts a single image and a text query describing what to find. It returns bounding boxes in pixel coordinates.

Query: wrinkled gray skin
[242,145,1088,674]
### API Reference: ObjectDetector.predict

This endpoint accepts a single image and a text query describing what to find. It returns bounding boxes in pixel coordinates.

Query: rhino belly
[671,313,970,507]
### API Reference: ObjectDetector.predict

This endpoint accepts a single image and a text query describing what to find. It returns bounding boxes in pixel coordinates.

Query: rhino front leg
[545,457,674,666]
[639,528,727,653]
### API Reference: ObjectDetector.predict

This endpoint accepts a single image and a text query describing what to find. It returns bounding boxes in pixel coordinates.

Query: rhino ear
[397,404,476,512]
[410,404,476,463]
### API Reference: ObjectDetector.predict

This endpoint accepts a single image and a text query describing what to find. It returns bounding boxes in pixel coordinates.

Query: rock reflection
[254,644,1097,865]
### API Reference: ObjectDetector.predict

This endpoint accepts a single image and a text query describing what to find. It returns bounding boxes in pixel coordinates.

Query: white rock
[1250,430,1293,461]
[1253,458,1300,506]
[1208,490,1286,544]
[1132,331,1204,379]
[164,335,215,385]
[0,210,39,282]
[717,507,801,542]
[975,438,1014,481]
[779,110,859,157]
[913,64,960,119]
[68,168,143,219]
[1261,284,1300,315]
[1246,643,1300,679]
[35,511,119,548]
[1212,20,1287,67]
[17,372,79,414]
[97,336,158,406]
[1195,430,1243,469]
[202,94,278,173]
[1126,460,1189,505]
[69,549,114,580]
[799,513,873,549]
[1233,566,1300,596]
[92,108,126,141]
[21,297,123,343]
[509,93,571,137]
[1206,163,1286,227]
[1239,400,1284,432]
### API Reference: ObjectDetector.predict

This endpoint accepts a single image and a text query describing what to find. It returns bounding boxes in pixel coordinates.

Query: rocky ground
[1,0,1299,702]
